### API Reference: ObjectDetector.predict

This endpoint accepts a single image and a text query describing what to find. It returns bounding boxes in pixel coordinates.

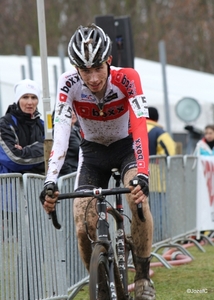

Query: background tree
[0,0,214,73]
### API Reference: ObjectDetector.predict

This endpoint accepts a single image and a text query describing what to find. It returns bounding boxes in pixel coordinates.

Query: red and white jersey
[46,66,149,183]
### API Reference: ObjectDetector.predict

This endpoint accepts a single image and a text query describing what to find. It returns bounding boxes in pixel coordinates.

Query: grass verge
[152,243,214,299]
[69,243,214,299]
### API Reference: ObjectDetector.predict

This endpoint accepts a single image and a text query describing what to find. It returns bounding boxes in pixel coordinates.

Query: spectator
[58,110,81,176]
[193,124,214,240]
[194,124,214,156]
[146,107,175,241]
[146,107,176,156]
[0,79,45,174]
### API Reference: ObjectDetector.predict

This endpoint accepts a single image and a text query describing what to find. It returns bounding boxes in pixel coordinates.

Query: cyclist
[40,24,155,300]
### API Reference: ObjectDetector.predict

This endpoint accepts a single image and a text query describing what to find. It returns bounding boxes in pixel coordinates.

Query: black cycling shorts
[75,135,137,190]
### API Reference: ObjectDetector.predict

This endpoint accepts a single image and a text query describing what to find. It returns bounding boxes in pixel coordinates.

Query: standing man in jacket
[146,107,176,156]
[146,107,175,241]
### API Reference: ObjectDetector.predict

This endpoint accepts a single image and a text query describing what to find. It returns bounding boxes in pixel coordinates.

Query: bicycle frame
[108,171,130,296]
[94,195,119,298]
[89,170,132,299]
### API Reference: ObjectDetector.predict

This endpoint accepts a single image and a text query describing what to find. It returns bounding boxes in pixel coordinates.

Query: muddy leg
[73,197,98,271]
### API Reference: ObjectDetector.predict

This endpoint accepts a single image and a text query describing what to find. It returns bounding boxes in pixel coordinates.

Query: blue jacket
[146,119,176,156]
[0,103,45,174]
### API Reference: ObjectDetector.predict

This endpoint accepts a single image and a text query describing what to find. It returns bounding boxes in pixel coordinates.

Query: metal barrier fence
[0,155,199,300]
[57,173,88,289]
[22,173,68,300]
[167,155,197,241]
[0,173,27,300]
[149,155,198,246]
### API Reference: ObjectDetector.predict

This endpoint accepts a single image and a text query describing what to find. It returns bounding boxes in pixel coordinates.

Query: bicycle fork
[96,198,118,299]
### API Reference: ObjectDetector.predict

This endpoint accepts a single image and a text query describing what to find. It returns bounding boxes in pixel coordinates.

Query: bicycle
[49,168,145,300]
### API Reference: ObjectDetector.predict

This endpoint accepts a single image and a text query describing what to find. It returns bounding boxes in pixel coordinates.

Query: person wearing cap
[146,107,176,156]
[40,24,155,299]
[0,79,45,174]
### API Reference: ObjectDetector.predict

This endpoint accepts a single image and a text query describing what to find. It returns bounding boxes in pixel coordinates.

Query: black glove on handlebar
[39,182,61,230]
[39,182,58,205]
[130,174,149,197]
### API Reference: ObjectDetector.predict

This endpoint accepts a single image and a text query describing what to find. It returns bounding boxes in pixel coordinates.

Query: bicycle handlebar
[57,187,131,200]
[49,187,145,229]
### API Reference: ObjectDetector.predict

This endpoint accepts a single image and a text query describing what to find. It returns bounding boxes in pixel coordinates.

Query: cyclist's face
[77,57,112,94]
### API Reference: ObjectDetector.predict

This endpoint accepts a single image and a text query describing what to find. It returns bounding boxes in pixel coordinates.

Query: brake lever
[130,179,146,222]
[49,210,61,230]
[136,202,146,222]
[46,189,61,230]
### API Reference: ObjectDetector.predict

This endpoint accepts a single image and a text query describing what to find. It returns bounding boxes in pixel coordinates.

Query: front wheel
[89,244,116,300]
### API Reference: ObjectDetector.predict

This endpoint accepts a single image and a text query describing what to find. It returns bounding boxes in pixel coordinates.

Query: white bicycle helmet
[68,24,112,68]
